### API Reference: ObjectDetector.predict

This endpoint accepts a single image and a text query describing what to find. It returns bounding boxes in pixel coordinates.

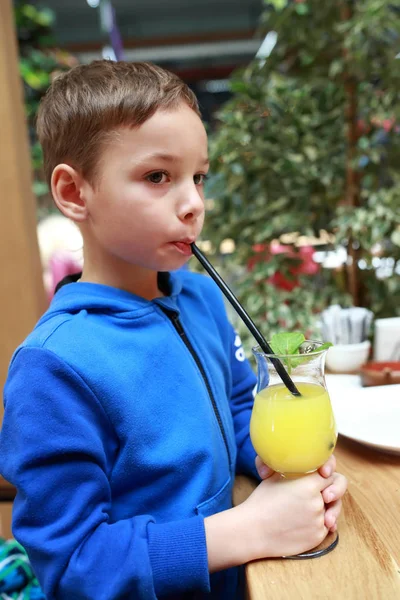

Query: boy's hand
[205,469,335,571]
[255,454,348,533]
[241,470,335,559]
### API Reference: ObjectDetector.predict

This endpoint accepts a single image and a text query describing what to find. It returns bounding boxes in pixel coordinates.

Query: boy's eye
[194,173,208,185]
[146,171,168,184]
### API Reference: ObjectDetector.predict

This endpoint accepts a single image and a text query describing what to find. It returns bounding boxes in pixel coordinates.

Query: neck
[80,245,162,300]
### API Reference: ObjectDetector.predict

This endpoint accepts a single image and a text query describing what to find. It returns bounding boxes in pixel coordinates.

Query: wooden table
[234,435,400,599]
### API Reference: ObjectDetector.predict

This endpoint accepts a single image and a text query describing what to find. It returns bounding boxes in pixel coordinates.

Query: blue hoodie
[0,270,258,599]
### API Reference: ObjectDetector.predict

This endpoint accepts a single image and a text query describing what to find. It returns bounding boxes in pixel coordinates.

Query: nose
[177,183,204,223]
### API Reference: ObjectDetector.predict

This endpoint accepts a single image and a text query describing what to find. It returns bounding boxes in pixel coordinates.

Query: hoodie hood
[38,271,184,325]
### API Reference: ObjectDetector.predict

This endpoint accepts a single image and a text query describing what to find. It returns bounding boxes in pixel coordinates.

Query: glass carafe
[250,341,339,558]
[251,341,337,478]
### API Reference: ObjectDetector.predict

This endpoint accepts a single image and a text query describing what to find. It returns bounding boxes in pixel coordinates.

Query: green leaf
[316,342,333,352]
[288,342,333,371]
[329,60,343,78]
[304,146,318,161]
[32,180,49,197]
[270,332,305,355]
[358,136,370,150]
[295,3,310,16]
[391,229,400,247]
[266,0,288,11]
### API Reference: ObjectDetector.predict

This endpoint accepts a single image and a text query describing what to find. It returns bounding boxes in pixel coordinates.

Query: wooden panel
[0,477,16,502]
[0,0,46,421]
[0,503,13,540]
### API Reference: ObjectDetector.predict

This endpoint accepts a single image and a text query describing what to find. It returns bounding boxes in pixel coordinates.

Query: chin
[158,255,192,272]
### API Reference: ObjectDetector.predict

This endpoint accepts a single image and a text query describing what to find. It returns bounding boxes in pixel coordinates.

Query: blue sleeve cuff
[147,515,210,596]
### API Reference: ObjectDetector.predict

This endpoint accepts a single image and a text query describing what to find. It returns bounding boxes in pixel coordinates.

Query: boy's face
[81,103,208,273]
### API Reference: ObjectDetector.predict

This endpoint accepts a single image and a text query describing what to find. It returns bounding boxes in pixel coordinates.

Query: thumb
[255,455,275,480]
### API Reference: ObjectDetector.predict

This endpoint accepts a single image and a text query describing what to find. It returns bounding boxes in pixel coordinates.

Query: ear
[51,164,89,223]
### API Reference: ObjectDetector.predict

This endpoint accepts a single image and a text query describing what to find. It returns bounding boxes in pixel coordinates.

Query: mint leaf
[269,334,333,374]
[316,342,333,352]
[270,332,305,356]
[289,341,333,370]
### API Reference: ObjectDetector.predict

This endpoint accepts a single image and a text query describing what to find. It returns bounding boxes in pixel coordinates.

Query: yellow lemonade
[250,382,337,476]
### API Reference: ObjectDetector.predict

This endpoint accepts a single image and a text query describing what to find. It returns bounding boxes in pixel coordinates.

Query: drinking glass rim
[252,340,330,359]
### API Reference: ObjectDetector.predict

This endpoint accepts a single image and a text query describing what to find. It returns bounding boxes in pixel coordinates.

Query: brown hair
[37,60,200,186]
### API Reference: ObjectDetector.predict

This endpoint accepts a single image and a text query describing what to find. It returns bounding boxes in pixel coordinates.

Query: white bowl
[325,340,371,373]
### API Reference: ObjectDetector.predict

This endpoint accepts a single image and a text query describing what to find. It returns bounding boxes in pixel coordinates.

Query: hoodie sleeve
[228,328,261,481]
[0,348,209,600]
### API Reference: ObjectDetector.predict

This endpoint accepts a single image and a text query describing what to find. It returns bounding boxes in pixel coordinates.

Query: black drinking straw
[191,243,301,397]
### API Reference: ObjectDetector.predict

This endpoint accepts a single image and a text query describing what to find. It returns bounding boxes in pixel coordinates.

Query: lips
[171,241,193,256]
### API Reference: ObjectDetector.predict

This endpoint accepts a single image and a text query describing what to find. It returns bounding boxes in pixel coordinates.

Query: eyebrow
[135,152,209,166]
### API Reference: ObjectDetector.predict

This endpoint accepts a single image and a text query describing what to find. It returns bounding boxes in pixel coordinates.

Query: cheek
[198,209,205,229]
[89,181,173,246]
[116,182,167,218]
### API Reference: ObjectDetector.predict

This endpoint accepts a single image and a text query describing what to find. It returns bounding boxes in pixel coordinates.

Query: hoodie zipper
[161,308,231,466]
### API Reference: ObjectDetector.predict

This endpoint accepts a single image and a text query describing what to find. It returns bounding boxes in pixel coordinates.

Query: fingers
[318,454,336,478]
[321,472,347,532]
[317,473,335,492]
[325,498,342,530]
[321,472,348,504]
[255,455,275,480]
[314,522,330,548]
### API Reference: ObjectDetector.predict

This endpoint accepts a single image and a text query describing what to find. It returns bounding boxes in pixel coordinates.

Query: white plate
[326,375,400,454]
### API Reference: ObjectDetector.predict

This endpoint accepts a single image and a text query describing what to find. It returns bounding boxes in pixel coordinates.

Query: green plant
[15,2,77,212]
[203,0,400,349]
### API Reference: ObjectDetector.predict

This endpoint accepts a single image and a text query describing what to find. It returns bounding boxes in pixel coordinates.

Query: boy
[0,61,346,599]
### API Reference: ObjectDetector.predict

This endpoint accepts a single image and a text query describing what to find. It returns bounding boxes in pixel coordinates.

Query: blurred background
[5,0,400,350]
